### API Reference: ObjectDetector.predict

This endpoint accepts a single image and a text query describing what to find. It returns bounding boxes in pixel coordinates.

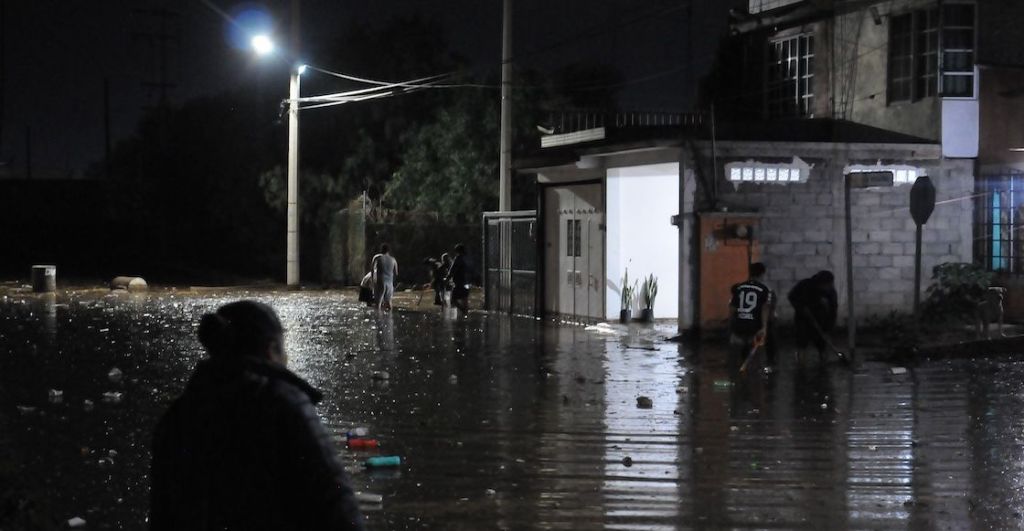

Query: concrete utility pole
[499,0,513,211]
[286,0,301,287]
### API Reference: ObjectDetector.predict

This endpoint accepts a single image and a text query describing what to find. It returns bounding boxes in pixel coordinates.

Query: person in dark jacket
[446,243,472,317]
[150,300,365,531]
[788,270,843,364]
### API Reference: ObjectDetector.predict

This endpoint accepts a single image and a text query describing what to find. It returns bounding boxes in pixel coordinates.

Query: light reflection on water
[1,290,1024,529]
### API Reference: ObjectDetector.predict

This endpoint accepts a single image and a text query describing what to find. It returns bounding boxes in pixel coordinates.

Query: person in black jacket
[446,243,472,317]
[788,270,844,364]
[150,301,365,531]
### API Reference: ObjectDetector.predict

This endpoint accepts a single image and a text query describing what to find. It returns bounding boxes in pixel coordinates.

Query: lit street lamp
[252,34,303,288]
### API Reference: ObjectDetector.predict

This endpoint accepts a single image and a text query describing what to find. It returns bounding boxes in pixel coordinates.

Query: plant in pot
[619,269,637,323]
[640,274,658,322]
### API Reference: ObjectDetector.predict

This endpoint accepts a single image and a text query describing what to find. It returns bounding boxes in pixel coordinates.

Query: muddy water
[1,290,1023,529]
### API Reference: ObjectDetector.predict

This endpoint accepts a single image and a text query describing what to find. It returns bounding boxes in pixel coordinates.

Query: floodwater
[1,289,1023,530]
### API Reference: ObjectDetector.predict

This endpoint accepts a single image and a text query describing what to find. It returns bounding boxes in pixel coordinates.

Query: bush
[922,262,993,323]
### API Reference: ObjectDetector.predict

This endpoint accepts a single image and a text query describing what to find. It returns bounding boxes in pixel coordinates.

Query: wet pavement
[1,289,1023,529]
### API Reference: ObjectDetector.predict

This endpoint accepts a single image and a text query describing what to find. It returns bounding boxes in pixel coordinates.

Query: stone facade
[713,155,973,322]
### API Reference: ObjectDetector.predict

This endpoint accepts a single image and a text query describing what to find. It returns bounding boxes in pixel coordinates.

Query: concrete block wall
[717,158,973,322]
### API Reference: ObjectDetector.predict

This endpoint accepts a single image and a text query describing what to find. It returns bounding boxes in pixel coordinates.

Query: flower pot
[619,309,631,323]
[639,308,654,322]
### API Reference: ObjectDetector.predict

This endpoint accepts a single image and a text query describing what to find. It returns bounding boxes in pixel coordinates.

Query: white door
[545,184,604,320]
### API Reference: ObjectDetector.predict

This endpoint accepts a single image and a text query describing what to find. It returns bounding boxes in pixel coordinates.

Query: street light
[251,34,275,56]
[252,35,303,288]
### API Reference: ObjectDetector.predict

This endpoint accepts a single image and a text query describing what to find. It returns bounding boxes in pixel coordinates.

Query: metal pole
[24,125,30,180]
[286,68,300,287]
[104,78,111,179]
[499,0,512,211]
[844,174,856,359]
[913,223,923,314]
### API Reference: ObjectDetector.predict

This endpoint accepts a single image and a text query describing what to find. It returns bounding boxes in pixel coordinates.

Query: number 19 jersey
[730,280,772,336]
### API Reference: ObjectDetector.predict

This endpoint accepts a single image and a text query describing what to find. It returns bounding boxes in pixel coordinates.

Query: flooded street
[2,289,1024,529]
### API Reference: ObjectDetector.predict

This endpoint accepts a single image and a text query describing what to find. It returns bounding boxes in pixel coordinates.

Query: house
[519,0,1021,332]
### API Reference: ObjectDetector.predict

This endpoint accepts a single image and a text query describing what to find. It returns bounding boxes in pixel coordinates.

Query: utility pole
[286,0,301,288]
[24,125,30,180]
[0,0,6,155]
[104,78,111,179]
[132,4,179,109]
[498,0,512,211]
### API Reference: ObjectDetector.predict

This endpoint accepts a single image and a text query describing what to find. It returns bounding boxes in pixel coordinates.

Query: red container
[347,438,380,449]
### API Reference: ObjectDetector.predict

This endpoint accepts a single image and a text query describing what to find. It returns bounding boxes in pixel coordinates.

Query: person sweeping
[788,270,848,365]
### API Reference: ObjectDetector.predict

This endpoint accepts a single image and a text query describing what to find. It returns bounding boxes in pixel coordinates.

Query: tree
[386,88,500,222]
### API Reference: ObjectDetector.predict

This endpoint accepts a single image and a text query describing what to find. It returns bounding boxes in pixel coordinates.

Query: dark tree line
[96,15,621,281]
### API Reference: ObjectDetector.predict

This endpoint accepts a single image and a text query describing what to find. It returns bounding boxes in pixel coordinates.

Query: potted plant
[619,269,636,323]
[640,274,658,322]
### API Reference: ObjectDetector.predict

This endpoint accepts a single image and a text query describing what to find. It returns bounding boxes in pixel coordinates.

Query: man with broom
[729,262,774,377]
[788,270,848,365]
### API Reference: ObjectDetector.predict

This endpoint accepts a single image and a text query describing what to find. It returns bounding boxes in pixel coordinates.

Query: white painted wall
[605,163,680,320]
[942,98,979,158]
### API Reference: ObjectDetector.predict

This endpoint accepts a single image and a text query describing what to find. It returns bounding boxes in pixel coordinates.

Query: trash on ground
[67,516,87,528]
[48,389,64,403]
[16,405,36,415]
[347,427,369,439]
[355,492,383,504]
[713,379,734,388]
[371,370,390,381]
[347,438,379,449]
[83,400,95,412]
[891,367,908,375]
[108,367,123,383]
[365,456,402,468]
[449,374,458,384]
[621,456,633,467]
[102,391,123,404]
[485,488,497,496]
[636,396,653,409]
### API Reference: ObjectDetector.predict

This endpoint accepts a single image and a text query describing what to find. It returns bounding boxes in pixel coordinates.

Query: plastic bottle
[365,456,401,468]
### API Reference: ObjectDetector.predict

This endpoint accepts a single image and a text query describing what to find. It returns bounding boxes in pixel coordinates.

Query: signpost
[845,170,896,362]
[909,176,937,314]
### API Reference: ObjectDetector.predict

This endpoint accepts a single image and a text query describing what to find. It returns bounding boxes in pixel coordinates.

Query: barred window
[888,3,975,102]
[976,174,1024,273]
[767,33,814,118]
[941,3,975,97]
[888,15,913,102]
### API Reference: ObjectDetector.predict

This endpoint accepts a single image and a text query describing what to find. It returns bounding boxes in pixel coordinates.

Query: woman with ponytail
[150,301,365,531]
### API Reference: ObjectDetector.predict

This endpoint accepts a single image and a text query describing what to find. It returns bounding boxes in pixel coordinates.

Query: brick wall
[716,158,973,322]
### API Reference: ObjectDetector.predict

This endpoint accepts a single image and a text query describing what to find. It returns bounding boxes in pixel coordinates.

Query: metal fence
[976,172,1024,273]
[482,211,538,316]
[543,109,704,135]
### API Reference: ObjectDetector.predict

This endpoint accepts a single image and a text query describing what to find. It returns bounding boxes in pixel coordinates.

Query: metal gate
[482,211,538,316]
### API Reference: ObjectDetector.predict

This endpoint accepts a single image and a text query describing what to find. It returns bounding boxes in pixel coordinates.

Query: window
[768,33,815,117]
[565,219,581,257]
[888,14,913,101]
[976,174,1024,272]
[914,8,939,98]
[888,3,975,102]
[727,163,805,184]
[941,3,975,97]
[846,166,920,185]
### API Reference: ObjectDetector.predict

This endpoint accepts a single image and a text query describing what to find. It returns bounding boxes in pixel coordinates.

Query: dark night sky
[0,0,739,178]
